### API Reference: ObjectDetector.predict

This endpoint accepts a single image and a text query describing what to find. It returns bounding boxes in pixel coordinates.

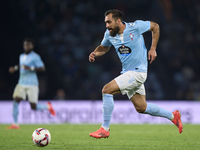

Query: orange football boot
[172,110,183,133]
[89,127,110,139]
[47,102,56,116]
[6,124,20,129]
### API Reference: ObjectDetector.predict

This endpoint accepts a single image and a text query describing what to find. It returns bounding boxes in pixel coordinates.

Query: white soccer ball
[32,128,51,147]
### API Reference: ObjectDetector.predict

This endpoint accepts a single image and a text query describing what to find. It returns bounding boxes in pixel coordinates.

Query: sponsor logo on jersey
[118,45,132,56]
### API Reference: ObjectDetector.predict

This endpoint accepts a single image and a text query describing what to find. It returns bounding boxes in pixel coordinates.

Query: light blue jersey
[18,51,44,85]
[101,20,150,73]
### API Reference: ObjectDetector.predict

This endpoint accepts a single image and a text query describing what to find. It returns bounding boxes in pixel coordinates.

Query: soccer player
[7,38,56,129]
[89,9,182,138]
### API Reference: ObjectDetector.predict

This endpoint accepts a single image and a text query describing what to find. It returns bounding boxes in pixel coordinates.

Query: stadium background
[0,0,200,101]
[1,2,200,149]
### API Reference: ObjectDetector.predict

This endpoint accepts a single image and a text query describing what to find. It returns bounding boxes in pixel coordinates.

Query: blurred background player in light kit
[7,38,56,129]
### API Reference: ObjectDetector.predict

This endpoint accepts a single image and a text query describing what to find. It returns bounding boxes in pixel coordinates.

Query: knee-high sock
[13,101,19,124]
[102,94,114,128]
[36,103,48,110]
[144,103,172,120]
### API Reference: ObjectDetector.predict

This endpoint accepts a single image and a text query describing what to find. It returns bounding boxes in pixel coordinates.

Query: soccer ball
[32,128,51,147]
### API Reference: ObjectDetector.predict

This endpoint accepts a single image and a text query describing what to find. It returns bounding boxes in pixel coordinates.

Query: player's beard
[108,26,120,37]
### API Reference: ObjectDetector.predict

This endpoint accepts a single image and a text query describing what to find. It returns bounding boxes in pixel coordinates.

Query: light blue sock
[102,94,114,128]
[13,101,19,123]
[144,103,172,120]
[36,103,48,110]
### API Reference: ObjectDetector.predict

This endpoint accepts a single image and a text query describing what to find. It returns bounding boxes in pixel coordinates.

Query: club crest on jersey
[118,45,132,56]
[129,33,134,41]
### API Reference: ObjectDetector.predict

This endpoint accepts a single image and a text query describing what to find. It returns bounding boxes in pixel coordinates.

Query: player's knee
[102,84,111,94]
[30,104,37,110]
[31,106,36,110]
[135,105,146,113]
[14,98,22,103]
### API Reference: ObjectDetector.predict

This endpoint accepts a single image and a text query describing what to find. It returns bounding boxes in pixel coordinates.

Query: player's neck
[118,22,126,34]
[25,50,33,55]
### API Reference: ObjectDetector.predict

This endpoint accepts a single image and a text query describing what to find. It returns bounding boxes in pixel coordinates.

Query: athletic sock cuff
[102,93,113,97]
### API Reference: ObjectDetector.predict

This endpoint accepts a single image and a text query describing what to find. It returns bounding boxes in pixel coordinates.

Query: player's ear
[116,18,121,24]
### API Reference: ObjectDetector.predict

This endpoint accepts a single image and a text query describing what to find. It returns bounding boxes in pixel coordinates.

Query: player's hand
[23,65,31,70]
[89,52,96,62]
[148,49,157,64]
[9,67,15,74]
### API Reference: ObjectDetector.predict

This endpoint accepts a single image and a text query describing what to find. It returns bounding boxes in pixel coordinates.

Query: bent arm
[149,21,160,50]
[89,45,110,62]
[23,65,46,72]
[94,45,110,57]
[34,66,46,72]
[9,64,19,74]
[148,21,160,64]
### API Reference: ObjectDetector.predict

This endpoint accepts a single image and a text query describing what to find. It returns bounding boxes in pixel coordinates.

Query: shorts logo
[129,77,135,83]
[118,45,132,56]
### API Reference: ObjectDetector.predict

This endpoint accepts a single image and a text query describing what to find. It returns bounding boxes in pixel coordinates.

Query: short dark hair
[23,38,35,47]
[105,9,123,20]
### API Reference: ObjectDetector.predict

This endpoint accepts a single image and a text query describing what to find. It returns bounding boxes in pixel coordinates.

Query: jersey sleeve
[101,31,112,47]
[34,55,45,68]
[135,20,151,34]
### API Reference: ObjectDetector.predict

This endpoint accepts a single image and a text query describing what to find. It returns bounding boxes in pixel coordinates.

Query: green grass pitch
[0,124,199,150]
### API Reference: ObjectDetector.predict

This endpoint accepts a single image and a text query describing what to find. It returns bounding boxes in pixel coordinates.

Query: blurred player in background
[89,9,182,138]
[7,38,56,129]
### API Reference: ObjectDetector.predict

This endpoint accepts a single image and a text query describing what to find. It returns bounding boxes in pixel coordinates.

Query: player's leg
[27,86,47,110]
[7,98,22,129]
[13,98,21,125]
[27,86,56,116]
[30,103,37,110]
[7,85,25,129]
[130,92,183,133]
[125,71,173,120]
[130,93,173,119]
[122,71,182,133]
[89,79,120,138]
[101,79,120,129]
